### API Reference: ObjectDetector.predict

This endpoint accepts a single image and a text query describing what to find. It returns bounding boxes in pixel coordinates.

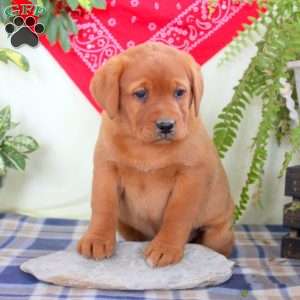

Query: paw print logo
[5,16,44,48]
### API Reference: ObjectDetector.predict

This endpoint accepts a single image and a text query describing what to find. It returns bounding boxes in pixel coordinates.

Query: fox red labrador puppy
[77,42,234,267]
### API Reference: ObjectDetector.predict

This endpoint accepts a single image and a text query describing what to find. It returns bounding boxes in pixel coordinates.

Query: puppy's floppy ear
[189,60,204,117]
[90,56,124,119]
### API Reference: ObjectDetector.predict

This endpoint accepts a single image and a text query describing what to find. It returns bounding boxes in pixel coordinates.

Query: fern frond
[216,1,300,220]
[234,96,279,221]
[213,21,279,158]
[220,0,300,65]
[279,126,300,178]
[219,10,268,65]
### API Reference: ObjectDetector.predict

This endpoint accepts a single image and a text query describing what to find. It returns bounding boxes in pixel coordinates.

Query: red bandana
[12,0,259,112]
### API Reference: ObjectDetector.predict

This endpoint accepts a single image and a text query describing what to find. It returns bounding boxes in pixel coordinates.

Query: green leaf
[92,0,106,9]
[279,152,293,178]
[37,0,44,7]
[0,106,11,142]
[47,17,59,44]
[290,127,300,146]
[66,0,79,10]
[58,21,71,51]
[278,126,300,178]
[0,0,11,24]
[38,0,53,28]
[78,0,92,10]
[62,13,78,34]
[29,0,44,6]
[4,135,39,154]
[0,49,29,72]
[67,16,78,34]
[2,152,16,170]
[0,154,6,176]
[1,145,26,171]
[0,53,8,63]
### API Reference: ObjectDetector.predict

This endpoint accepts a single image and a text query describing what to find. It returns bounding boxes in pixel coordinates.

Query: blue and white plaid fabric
[0,213,299,300]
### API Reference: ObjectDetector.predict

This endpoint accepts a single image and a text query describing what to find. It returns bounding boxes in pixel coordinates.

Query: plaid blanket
[0,213,299,300]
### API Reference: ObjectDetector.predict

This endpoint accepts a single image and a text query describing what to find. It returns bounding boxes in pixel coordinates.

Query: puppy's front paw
[144,239,184,268]
[77,232,116,260]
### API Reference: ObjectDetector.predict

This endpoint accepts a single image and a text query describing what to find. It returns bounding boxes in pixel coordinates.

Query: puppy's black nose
[156,119,175,134]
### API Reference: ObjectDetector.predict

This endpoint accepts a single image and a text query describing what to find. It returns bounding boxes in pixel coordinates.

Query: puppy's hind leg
[118,220,148,242]
[195,221,234,257]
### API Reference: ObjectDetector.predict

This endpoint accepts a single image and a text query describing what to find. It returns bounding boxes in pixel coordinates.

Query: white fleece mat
[20,241,234,290]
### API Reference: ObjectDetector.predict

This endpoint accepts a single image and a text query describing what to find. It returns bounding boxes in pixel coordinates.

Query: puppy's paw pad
[144,241,183,268]
[77,234,116,260]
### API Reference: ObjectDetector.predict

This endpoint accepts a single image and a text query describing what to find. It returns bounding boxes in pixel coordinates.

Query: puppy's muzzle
[156,119,176,139]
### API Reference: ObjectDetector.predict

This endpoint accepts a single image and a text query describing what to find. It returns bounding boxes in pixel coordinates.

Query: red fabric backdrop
[13,0,259,112]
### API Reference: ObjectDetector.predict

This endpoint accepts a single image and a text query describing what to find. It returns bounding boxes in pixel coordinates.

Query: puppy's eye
[133,89,148,102]
[174,88,186,99]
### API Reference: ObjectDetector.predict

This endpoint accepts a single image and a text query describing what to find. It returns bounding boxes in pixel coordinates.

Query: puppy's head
[90,42,203,143]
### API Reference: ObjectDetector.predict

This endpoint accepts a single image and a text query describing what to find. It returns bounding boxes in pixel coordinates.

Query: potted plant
[213,0,300,221]
[0,106,39,187]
